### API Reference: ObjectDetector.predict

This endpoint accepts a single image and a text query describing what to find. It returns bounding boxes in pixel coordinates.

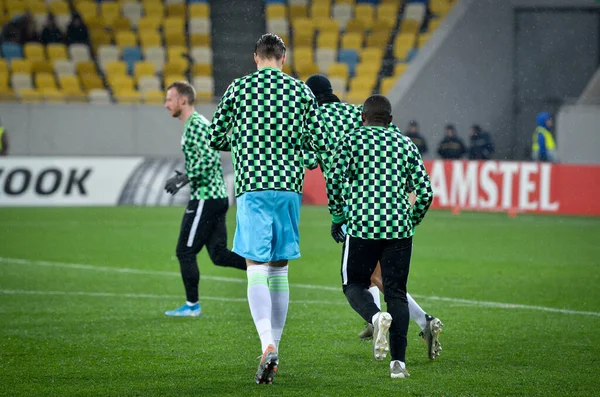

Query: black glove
[331,221,346,243]
[164,170,189,195]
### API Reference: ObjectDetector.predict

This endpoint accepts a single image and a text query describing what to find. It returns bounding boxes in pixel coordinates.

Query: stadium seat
[429,18,442,32]
[110,75,135,94]
[143,90,165,104]
[88,89,112,104]
[164,60,188,76]
[190,47,213,64]
[377,3,399,20]
[32,61,54,74]
[145,3,165,18]
[114,90,141,104]
[140,31,162,48]
[346,19,367,34]
[143,47,166,72]
[338,49,359,76]
[98,46,121,72]
[367,31,390,47]
[81,75,104,91]
[404,2,426,23]
[345,89,371,105]
[49,1,70,17]
[134,61,156,81]
[394,63,408,76]
[266,4,286,19]
[341,33,363,51]
[24,43,46,61]
[379,76,397,95]
[45,44,67,62]
[293,47,314,66]
[111,17,132,33]
[316,48,337,74]
[101,2,121,24]
[189,3,210,18]
[138,16,162,32]
[430,0,453,15]
[11,59,33,74]
[400,19,421,34]
[167,3,186,17]
[295,61,319,78]
[167,46,187,61]
[105,61,128,80]
[190,34,211,47]
[316,19,339,34]
[192,75,213,99]
[12,73,34,92]
[267,19,289,36]
[189,18,211,35]
[19,89,43,103]
[138,76,162,93]
[164,74,186,88]
[192,64,212,77]
[418,33,432,47]
[122,2,143,27]
[330,76,347,97]
[165,32,186,47]
[311,4,330,19]
[53,60,76,76]
[116,31,138,50]
[69,44,92,64]
[360,47,384,63]
[35,73,58,90]
[332,3,353,29]
[77,61,98,77]
[289,4,307,20]
[58,75,81,91]
[317,32,339,50]
[355,62,380,78]
[0,59,7,75]
[123,47,143,74]
[327,62,349,81]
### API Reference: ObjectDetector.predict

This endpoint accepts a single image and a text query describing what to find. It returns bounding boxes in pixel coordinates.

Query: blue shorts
[233,190,302,263]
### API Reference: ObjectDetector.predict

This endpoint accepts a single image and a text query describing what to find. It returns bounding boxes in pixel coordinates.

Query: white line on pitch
[0,289,345,306]
[1,257,599,317]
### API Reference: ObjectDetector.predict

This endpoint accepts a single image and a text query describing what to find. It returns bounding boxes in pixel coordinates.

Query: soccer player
[163,81,246,317]
[326,95,434,378]
[209,34,332,384]
[304,75,442,360]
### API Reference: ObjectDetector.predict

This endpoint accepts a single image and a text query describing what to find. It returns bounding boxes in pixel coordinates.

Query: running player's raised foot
[255,345,278,384]
[358,323,374,340]
[164,303,201,317]
[419,314,443,360]
[372,311,392,361]
[390,360,410,379]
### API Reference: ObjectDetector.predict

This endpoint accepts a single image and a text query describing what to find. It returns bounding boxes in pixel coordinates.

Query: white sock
[186,301,198,307]
[407,292,428,330]
[268,266,289,349]
[247,265,274,352]
[371,311,381,324]
[390,360,406,370]
[369,286,381,310]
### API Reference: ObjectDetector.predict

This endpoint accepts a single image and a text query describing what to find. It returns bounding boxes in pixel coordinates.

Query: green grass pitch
[1,206,599,396]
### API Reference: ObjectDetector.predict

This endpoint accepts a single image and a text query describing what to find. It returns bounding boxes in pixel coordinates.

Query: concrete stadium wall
[556,105,600,165]
[0,103,216,156]
[388,0,600,162]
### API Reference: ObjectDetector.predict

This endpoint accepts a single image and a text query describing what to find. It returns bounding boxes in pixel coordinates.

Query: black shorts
[177,198,229,255]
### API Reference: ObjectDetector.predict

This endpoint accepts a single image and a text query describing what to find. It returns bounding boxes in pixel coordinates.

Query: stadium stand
[0,0,214,104]
[264,0,457,100]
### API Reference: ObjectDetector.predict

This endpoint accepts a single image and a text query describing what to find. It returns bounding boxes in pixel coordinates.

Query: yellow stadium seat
[134,61,156,80]
[292,18,314,34]
[47,44,68,60]
[380,76,397,95]
[167,46,187,61]
[377,3,399,20]
[327,63,349,80]
[32,61,54,74]
[42,88,67,103]
[164,74,186,88]
[20,89,43,103]
[77,61,98,76]
[164,17,185,34]
[376,16,396,30]
[0,60,7,74]
[115,31,138,49]
[0,87,16,103]
[49,1,70,16]
[115,90,141,104]
[11,59,33,74]
[189,3,210,18]
[317,32,339,49]
[140,31,162,48]
[394,63,408,76]
[167,3,186,17]
[100,2,120,24]
[341,33,363,51]
[110,75,135,93]
[266,4,286,20]
[28,1,47,14]
[191,64,212,77]
[163,60,187,76]
[105,61,128,79]
[58,75,82,90]
[143,90,164,104]
[81,74,104,91]
[367,31,390,47]
[355,62,380,78]
[289,5,307,20]
[35,73,57,90]
[417,33,432,47]
[336,0,356,4]
[345,89,371,105]
[345,19,366,34]
[0,71,8,89]
[349,76,377,92]
[394,45,412,60]
[311,4,330,19]
[111,16,132,32]
[293,47,314,66]
[316,18,339,34]
[190,34,211,47]
[7,2,27,18]
[293,31,313,48]
[355,4,375,21]
[137,16,162,31]
[430,0,452,15]
[360,47,384,62]
[24,43,46,61]
[85,16,105,32]
[144,3,165,18]
[295,62,318,77]
[165,33,186,47]
[395,32,416,48]
[75,2,98,22]
[91,31,113,51]
[400,19,421,34]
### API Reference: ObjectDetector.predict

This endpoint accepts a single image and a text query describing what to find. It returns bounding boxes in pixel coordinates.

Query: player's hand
[330,221,346,243]
[164,170,189,195]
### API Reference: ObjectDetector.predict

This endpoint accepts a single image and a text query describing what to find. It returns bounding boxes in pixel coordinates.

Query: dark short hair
[445,123,456,131]
[167,81,196,105]
[363,95,392,124]
[254,33,286,61]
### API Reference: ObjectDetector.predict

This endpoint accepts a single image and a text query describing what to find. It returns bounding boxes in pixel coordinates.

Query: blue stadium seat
[338,49,359,76]
[1,43,23,60]
[122,47,143,74]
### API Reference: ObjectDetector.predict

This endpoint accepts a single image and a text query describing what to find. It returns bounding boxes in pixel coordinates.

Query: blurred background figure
[20,11,39,44]
[67,13,89,46]
[531,112,557,162]
[0,118,8,156]
[41,14,64,45]
[437,124,466,159]
[405,120,428,156]
[468,124,495,160]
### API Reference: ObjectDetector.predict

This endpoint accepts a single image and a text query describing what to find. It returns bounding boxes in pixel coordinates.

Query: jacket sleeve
[209,81,236,151]
[407,146,433,225]
[325,134,352,223]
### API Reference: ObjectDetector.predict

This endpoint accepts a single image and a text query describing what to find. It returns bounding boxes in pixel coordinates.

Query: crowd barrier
[2,158,598,216]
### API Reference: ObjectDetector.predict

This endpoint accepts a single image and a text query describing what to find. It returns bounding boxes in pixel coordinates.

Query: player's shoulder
[187,112,210,130]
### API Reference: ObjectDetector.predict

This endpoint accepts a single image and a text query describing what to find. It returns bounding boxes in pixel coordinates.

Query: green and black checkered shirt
[326,126,433,240]
[303,102,403,173]
[182,112,228,200]
[209,67,332,197]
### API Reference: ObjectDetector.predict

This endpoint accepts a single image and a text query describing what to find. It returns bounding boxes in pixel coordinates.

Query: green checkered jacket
[327,125,433,239]
[182,112,228,200]
[209,67,333,197]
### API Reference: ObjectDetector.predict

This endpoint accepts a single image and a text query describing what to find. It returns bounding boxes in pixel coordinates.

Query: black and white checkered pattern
[182,112,228,200]
[327,126,433,240]
[209,67,332,196]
